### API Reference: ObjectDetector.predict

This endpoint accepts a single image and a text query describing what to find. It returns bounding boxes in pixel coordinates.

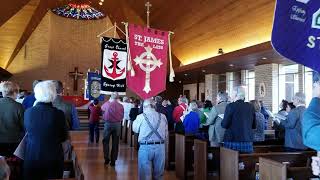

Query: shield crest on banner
[272,0,320,72]
[100,37,127,95]
[127,24,169,99]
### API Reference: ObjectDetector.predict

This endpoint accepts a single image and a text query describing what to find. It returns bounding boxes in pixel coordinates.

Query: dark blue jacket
[24,103,68,162]
[22,94,36,110]
[222,100,256,142]
[303,97,320,150]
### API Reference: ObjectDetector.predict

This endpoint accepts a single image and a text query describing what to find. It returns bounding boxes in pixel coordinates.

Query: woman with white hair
[0,81,24,156]
[182,101,200,135]
[24,80,68,179]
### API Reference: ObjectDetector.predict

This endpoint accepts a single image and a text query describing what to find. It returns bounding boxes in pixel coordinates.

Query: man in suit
[281,92,308,151]
[221,86,256,153]
[52,81,79,160]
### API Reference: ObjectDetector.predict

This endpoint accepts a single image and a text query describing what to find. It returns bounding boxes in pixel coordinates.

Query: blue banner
[272,0,320,72]
[86,72,104,101]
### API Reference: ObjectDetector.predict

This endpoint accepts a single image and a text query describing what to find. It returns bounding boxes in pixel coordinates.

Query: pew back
[259,157,316,180]
[165,131,175,170]
[220,147,316,180]
[194,139,219,180]
[175,133,194,180]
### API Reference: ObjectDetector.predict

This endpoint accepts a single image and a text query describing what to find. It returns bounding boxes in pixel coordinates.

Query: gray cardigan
[204,102,228,146]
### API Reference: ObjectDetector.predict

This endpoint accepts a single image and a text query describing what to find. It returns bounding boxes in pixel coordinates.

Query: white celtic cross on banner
[134,45,163,93]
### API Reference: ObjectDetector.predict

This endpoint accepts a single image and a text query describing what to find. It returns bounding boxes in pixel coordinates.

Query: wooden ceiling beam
[4,0,52,69]
[0,0,31,27]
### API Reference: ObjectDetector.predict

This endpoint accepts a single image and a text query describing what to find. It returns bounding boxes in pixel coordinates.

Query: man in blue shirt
[22,80,42,109]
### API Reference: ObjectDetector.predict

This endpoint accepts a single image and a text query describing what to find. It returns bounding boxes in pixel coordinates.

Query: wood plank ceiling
[0,0,277,72]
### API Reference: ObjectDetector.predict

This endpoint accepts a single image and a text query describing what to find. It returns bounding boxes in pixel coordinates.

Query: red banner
[127,24,169,99]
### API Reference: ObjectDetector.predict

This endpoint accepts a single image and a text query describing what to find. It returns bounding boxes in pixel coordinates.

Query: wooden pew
[165,131,175,170]
[194,139,219,180]
[220,147,316,180]
[175,133,195,180]
[259,157,317,180]
[193,141,284,180]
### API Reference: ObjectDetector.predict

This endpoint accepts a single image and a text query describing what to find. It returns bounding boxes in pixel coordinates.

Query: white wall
[183,83,205,101]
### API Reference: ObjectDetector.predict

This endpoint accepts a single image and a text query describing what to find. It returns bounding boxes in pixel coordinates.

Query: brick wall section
[205,74,218,103]
[255,64,279,112]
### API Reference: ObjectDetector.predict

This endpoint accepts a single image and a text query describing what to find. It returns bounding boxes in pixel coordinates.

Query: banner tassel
[124,22,135,77]
[168,33,175,82]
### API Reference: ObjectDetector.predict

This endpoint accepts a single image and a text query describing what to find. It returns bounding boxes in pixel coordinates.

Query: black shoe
[104,160,110,165]
[110,161,115,166]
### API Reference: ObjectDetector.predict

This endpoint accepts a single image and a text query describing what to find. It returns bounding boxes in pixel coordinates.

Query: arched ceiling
[0,0,276,70]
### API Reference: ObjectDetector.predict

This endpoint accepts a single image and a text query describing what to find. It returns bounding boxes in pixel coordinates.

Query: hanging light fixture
[52,1,105,20]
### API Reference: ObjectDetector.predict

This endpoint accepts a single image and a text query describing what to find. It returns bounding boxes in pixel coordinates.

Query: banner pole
[168,33,175,82]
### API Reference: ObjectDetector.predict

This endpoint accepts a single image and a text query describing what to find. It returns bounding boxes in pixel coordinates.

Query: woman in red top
[88,99,102,143]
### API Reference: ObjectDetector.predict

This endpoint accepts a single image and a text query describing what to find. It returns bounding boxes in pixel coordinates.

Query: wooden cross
[69,67,84,91]
[145,1,152,28]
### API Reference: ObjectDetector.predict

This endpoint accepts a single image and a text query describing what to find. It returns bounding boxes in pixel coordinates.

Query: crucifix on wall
[69,67,84,91]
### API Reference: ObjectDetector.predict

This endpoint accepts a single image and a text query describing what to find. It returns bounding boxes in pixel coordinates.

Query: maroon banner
[127,24,169,99]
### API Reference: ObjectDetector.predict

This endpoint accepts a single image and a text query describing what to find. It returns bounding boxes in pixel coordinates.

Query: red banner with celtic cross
[127,24,169,99]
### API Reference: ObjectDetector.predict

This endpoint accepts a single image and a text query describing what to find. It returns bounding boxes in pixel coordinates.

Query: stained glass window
[52,3,105,20]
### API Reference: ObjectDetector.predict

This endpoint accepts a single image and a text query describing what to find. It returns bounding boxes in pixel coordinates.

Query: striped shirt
[101,100,124,123]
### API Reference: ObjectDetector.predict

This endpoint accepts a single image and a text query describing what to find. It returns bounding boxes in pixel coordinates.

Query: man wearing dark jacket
[0,81,24,156]
[222,86,256,153]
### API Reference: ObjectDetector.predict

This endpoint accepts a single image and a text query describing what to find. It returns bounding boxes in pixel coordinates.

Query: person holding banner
[302,72,320,176]
[101,92,124,166]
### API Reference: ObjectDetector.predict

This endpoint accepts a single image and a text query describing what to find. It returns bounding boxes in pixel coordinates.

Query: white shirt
[133,108,168,143]
[122,102,134,120]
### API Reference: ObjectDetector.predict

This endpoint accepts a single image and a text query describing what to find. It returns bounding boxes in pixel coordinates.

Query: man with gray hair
[221,86,256,153]
[101,92,124,166]
[280,92,308,151]
[204,92,229,147]
[133,98,168,180]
